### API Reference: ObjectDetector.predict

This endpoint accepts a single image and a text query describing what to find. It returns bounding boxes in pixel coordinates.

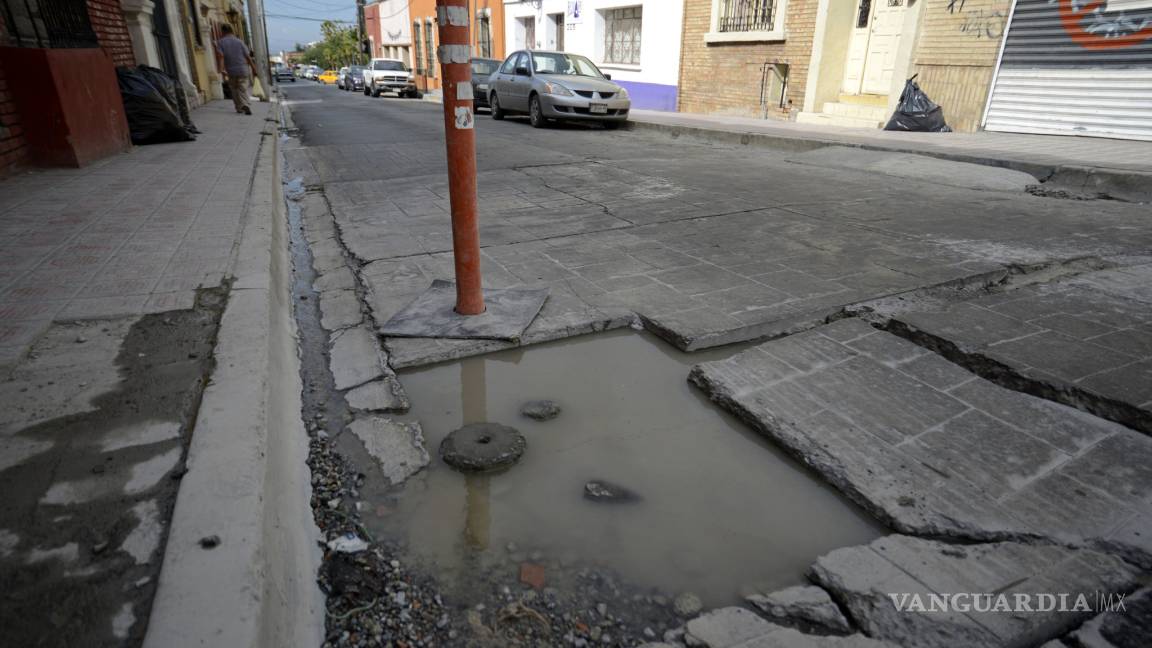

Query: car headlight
[616,86,629,99]
[477,83,489,92]
[543,81,573,97]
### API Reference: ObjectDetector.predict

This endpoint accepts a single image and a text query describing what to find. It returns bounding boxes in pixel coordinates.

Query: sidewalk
[0,99,320,647]
[628,109,1152,200]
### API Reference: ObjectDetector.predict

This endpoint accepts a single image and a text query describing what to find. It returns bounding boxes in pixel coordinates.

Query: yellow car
[318,70,339,84]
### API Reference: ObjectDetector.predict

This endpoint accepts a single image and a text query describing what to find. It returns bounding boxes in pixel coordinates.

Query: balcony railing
[716,0,776,33]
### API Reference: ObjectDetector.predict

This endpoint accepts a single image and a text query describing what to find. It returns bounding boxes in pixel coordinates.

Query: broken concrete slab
[889,264,1152,434]
[344,376,409,413]
[785,147,1039,193]
[318,289,362,331]
[328,326,387,391]
[689,318,1152,563]
[747,585,852,634]
[684,607,893,648]
[809,535,1141,648]
[380,280,549,341]
[347,417,429,485]
[1063,586,1151,648]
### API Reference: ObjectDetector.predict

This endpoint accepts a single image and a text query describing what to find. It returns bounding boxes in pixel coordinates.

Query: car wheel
[490,93,505,120]
[529,95,547,129]
[371,88,381,98]
[363,86,370,96]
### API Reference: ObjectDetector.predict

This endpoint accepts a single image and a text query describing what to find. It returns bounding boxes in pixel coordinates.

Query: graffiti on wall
[945,0,1008,39]
[1054,0,1152,48]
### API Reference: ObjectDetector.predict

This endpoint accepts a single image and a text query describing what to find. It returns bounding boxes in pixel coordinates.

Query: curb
[143,98,324,648]
[625,118,1152,203]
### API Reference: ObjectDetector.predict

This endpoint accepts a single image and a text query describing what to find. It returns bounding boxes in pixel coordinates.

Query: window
[471,59,498,77]
[530,52,604,78]
[602,6,641,66]
[372,60,407,71]
[477,13,492,58]
[499,53,519,74]
[706,0,786,42]
[424,18,435,77]
[413,21,424,74]
[520,17,535,49]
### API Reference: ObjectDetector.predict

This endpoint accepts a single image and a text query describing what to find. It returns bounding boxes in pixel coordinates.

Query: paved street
[282,82,1152,648]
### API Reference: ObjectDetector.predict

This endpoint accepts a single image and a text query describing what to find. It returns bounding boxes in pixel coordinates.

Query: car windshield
[373,60,407,71]
[530,52,603,78]
[350,66,365,71]
[471,60,498,76]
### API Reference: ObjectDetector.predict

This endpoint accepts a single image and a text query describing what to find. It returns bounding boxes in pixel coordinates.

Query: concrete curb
[625,118,1152,203]
[142,99,324,648]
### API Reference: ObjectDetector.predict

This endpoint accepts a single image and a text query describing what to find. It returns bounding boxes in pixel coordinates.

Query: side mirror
[603,73,611,80]
[515,66,530,76]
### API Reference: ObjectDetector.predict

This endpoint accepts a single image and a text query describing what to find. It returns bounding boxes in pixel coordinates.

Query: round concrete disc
[439,423,526,473]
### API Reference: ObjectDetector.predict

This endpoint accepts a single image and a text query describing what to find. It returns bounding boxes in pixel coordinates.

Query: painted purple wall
[615,80,677,112]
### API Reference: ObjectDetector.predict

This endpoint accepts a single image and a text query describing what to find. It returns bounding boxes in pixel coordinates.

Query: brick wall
[0,14,29,177]
[87,0,137,67]
[678,0,819,118]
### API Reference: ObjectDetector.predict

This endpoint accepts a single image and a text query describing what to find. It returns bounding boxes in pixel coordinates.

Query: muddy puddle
[369,330,883,608]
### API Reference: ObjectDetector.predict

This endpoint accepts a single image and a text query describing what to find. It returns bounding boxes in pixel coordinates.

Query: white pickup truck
[362,58,419,98]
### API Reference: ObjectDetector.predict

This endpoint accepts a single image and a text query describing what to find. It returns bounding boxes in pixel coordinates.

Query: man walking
[215,24,258,115]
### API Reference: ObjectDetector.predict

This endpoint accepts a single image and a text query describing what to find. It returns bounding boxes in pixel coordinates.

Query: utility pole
[247,0,272,97]
[356,0,367,59]
[435,0,484,315]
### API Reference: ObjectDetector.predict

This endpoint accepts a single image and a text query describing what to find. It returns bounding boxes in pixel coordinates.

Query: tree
[300,21,365,70]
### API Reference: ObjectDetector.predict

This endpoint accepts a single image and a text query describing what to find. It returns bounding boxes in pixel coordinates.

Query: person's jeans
[227,74,251,113]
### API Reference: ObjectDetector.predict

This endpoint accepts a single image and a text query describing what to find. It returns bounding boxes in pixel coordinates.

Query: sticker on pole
[454,106,474,130]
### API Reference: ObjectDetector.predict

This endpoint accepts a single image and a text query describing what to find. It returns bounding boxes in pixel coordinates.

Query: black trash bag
[136,65,200,134]
[883,75,952,133]
[116,67,195,145]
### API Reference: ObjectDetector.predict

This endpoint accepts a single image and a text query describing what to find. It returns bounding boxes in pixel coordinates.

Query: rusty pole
[435,0,485,315]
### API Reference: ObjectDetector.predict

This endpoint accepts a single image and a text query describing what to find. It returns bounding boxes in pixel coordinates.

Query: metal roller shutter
[984,0,1152,141]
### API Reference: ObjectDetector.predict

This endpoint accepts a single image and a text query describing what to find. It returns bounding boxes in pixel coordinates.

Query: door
[861,0,906,94]
[842,0,872,94]
[152,0,180,77]
[552,13,565,51]
[508,52,533,111]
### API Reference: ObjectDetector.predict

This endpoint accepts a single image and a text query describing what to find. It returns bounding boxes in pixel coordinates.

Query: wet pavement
[281,83,1152,648]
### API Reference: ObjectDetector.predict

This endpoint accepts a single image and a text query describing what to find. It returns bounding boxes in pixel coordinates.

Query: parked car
[489,50,630,128]
[303,65,319,80]
[273,63,295,83]
[362,58,419,98]
[318,70,340,84]
[342,66,366,92]
[469,57,501,111]
[336,66,350,89]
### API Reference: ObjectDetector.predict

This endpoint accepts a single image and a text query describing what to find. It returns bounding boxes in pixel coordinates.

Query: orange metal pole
[436,0,485,315]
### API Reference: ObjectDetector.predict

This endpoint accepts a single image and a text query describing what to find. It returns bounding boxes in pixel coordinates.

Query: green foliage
[300,21,365,70]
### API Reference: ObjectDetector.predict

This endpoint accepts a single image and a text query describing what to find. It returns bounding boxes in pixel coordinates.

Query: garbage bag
[117,67,195,145]
[883,75,952,133]
[136,65,199,134]
[252,76,267,101]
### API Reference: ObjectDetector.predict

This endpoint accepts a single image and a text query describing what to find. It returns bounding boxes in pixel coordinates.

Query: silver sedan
[488,50,630,128]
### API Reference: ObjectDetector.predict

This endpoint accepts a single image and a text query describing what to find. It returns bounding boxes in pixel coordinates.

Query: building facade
[366,0,413,62]
[409,0,507,94]
[503,0,682,111]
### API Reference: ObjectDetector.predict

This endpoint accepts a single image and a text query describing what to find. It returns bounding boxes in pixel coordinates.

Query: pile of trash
[884,75,952,133]
[116,65,201,145]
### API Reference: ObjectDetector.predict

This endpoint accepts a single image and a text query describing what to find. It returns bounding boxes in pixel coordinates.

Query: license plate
[590,103,608,114]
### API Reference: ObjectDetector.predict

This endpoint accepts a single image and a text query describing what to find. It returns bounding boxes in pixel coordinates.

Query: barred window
[424,19,435,77]
[716,0,776,33]
[0,0,99,49]
[602,6,641,66]
[412,22,423,73]
[477,14,492,58]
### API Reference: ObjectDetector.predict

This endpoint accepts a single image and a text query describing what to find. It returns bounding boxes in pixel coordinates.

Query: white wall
[375,0,411,47]
[501,0,683,89]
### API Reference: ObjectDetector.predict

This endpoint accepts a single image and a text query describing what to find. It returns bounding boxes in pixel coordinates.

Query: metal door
[152,0,179,77]
[984,0,1152,140]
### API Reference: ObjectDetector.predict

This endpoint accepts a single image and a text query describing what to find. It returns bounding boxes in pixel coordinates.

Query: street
[280,82,1152,647]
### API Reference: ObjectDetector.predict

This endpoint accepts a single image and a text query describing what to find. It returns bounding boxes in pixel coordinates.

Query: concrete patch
[747,585,852,634]
[0,436,53,473]
[380,279,549,341]
[99,420,182,453]
[318,288,363,331]
[112,602,136,639]
[0,529,18,557]
[347,416,429,485]
[328,325,387,390]
[25,542,79,565]
[344,376,409,413]
[786,147,1038,193]
[809,535,1140,648]
[690,319,1152,561]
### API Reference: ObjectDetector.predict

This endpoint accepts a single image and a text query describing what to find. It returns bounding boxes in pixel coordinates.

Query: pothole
[363,329,883,613]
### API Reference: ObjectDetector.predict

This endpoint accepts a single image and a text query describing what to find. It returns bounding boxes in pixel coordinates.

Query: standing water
[368,329,882,607]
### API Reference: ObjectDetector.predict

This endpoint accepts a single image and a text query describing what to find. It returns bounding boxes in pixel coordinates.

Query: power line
[265,12,355,23]
[266,0,355,15]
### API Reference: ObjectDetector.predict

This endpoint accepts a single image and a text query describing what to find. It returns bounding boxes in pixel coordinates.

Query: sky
[263,0,359,56]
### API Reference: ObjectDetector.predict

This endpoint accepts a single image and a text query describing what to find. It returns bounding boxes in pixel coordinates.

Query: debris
[520,562,547,590]
[197,535,220,549]
[440,422,526,473]
[584,480,641,503]
[521,399,562,421]
[327,532,369,554]
[673,592,702,617]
